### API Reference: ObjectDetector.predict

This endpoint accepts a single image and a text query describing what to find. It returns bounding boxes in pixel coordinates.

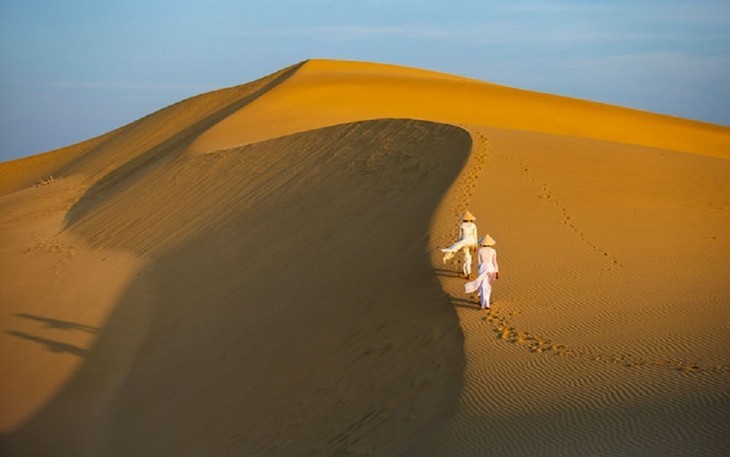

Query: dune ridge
[186,59,729,158]
[0,62,305,198]
[1,59,729,456]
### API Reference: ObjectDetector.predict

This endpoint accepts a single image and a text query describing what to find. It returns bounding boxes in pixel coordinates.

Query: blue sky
[1,0,728,161]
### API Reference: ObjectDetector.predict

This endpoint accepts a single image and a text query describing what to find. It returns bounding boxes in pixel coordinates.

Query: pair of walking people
[440,211,499,310]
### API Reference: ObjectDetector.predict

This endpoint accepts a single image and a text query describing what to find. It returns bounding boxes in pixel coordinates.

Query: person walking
[465,234,499,310]
[441,211,478,278]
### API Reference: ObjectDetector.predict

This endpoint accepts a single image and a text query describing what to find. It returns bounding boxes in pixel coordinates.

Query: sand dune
[186,59,729,158]
[1,59,728,456]
[1,118,471,455]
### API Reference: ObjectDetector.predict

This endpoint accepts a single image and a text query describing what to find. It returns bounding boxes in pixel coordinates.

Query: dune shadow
[448,297,481,310]
[432,268,462,277]
[4,119,472,456]
[5,330,89,357]
[13,313,100,334]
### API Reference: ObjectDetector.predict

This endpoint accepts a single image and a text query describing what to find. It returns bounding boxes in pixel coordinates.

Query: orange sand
[1,59,728,456]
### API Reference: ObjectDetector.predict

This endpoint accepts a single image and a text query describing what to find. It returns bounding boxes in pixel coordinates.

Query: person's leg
[480,281,492,309]
[443,251,453,263]
[442,238,468,263]
[462,246,472,277]
[441,238,467,253]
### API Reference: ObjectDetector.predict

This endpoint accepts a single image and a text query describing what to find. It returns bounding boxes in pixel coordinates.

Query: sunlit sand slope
[428,127,730,456]
[187,59,729,158]
[0,179,142,434]
[2,119,471,456]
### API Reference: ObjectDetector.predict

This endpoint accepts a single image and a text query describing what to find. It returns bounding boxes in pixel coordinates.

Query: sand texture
[1,59,728,456]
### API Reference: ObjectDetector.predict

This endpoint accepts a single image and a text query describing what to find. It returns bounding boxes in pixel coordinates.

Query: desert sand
[0,59,728,456]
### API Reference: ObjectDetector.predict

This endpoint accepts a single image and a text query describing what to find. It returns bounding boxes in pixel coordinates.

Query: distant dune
[1,59,728,456]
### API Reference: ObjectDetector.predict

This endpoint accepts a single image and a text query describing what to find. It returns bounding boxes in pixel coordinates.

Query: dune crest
[186,59,729,158]
[0,62,305,198]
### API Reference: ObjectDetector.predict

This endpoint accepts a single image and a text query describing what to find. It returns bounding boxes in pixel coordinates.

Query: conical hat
[462,210,476,221]
[479,234,496,246]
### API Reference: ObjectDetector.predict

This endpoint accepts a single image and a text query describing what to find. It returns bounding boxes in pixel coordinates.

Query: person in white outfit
[465,235,499,310]
[440,211,478,278]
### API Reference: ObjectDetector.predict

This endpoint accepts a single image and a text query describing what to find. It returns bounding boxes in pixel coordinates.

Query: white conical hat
[479,234,496,246]
[462,210,476,221]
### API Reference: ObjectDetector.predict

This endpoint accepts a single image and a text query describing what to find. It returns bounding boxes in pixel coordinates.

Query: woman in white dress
[440,211,478,278]
[465,234,499,310]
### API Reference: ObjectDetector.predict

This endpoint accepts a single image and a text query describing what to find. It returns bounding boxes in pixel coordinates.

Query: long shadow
[432,267,463,277]
[13,313,99,334]
[5,331,89,357]
[449,297,481,310]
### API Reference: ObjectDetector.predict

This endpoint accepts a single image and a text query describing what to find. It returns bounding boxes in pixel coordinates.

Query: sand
[428,127,729,456]
[1,59,728,456]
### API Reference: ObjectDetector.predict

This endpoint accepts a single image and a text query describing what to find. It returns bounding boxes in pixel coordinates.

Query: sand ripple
[429,127,730,456]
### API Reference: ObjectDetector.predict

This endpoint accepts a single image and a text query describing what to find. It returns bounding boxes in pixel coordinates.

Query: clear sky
[1,0,728,161]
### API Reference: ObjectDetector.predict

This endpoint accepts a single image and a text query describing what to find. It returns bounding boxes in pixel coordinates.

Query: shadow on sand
[5,330,90,357]
[432,268,463,278]
[4,313,99,357]
[13,313,100,334]
[448,297,481,310]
